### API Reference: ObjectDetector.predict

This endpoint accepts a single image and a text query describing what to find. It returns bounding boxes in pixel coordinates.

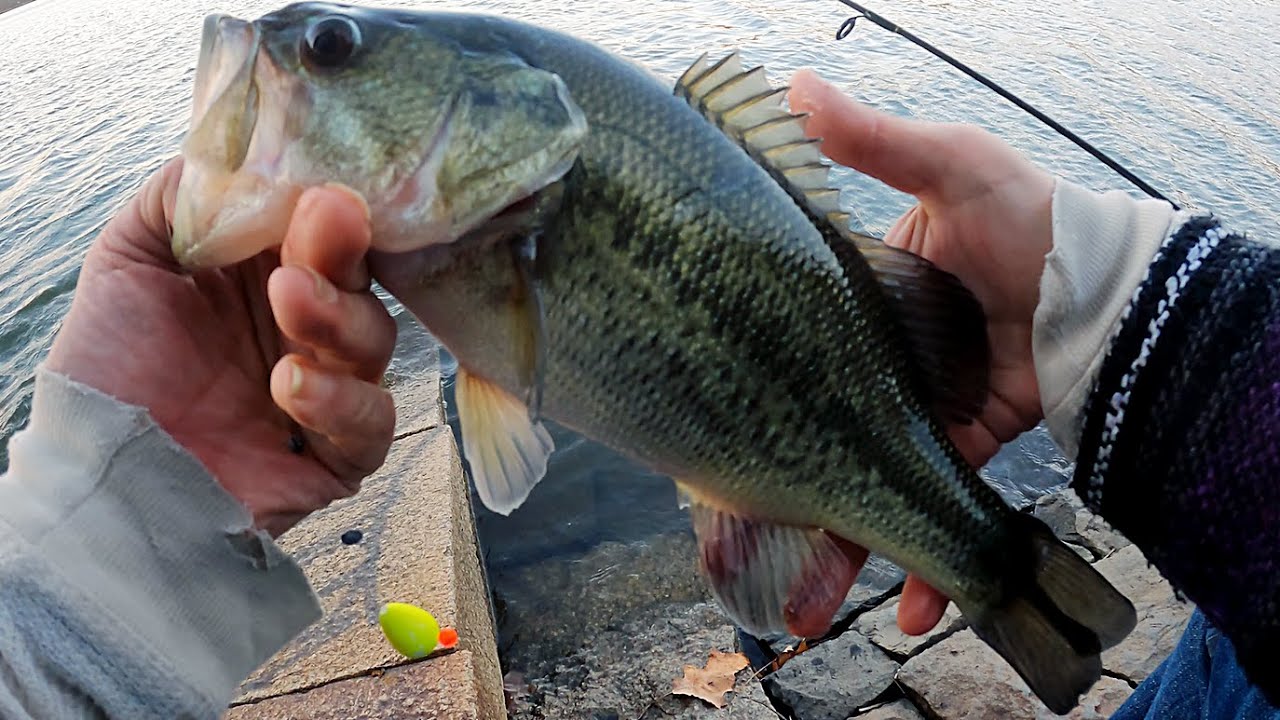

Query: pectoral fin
[455,367,555,515]
[684,485,858,638]
[511,233,547,422]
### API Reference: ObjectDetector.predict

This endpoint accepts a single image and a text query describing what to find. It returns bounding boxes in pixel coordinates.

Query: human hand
[46,158,397,538]
[789,70,1057,634]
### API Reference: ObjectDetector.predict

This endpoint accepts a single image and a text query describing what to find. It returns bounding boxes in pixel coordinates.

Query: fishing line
[830,0,1179,209]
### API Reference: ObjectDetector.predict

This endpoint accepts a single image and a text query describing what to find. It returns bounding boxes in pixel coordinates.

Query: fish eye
[302,15,361,70]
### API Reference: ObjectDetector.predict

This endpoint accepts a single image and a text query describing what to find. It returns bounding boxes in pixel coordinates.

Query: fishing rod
[830,0,1179,210]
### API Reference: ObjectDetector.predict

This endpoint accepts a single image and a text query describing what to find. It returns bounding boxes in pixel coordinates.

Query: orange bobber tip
[438,627,459,648]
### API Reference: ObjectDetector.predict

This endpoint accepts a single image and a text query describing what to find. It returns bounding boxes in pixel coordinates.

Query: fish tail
[968,513,1136,715]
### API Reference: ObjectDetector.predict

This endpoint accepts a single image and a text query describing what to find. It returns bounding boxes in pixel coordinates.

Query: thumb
[789,69,950,199]
[95,157,185,269]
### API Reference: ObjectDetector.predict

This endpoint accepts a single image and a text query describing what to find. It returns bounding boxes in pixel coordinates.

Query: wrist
[1031,180,1181,456]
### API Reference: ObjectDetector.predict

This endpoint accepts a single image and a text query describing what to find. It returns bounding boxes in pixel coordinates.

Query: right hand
[789,69,1057,634]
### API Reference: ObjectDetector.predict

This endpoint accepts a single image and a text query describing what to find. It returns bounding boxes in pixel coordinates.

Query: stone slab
[1033,488,1129,559]
[1095,544,1194,683]
[769,630,899,720]
[225,651,484,720]
[855,596,965,658]
[898,629,1133,719]
[233,423,503,719]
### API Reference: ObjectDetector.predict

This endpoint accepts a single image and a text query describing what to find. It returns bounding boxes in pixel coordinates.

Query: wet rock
[898,628,1132,719]
[854,596,964,658]
[1032,488,1130,559]
[509,602,778,720]
[1094,544,1194,683]
[855,699,925,719]
[495,532,712,678]
[768,631,898,720]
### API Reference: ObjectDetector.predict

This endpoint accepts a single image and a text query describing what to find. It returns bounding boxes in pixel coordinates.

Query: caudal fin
[969,514,1137,715]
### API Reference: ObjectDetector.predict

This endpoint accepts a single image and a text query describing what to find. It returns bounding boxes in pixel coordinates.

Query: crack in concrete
[393,422,441,442]
[228,650,460,707]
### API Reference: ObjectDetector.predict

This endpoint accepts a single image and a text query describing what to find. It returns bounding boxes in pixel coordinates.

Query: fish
[171,3,1137,713]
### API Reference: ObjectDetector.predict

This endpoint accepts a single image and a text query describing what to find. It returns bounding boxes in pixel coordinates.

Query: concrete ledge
[225,651,487,720]
[226,364,503,719]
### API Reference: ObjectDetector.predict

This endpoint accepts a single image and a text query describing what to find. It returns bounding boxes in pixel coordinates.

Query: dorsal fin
[675,53,991,424]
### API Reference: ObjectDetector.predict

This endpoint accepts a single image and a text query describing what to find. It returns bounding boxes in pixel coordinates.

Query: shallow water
[2,0,1278,693]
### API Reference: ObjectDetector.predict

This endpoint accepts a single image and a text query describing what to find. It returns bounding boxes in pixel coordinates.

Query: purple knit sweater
[1072,215,1279,704]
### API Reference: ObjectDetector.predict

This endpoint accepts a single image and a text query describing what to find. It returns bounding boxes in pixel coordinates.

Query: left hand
[46,158,397,537]
[790,70,1057,636]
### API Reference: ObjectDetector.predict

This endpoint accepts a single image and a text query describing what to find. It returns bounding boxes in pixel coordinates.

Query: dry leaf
[671,650,750,708]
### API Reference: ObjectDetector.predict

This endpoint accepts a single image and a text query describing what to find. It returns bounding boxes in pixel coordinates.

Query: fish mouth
[171,14,299,269]
[189,14,260,169]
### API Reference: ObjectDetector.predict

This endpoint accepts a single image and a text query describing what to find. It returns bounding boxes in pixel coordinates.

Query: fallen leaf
[672,650,750,708]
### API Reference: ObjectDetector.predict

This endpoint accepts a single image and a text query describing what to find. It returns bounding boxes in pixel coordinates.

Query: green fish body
[171,5,1136,713]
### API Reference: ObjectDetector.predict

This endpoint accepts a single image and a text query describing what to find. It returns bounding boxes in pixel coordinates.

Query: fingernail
[306,266,338,303]
[321,182,372,225]
[289,360,305,397]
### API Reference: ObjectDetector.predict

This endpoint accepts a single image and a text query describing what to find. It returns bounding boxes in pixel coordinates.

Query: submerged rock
[509,602,778,720]
[495,531,711,678]
[767,631,899,720]
[898,628,1132,719]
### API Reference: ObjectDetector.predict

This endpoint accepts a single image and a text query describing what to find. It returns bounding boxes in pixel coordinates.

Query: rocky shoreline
[502,487,1193,719]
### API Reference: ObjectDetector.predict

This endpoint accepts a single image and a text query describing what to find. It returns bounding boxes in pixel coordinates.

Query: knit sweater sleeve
[1033,180,1279,704]
[0,367,321,718]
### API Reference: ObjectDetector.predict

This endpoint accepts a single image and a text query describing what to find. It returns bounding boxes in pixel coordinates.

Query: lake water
[3,0,1278,703]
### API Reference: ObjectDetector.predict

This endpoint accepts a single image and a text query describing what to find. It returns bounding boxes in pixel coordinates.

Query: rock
[496,532,713,678]
[509,603,779,720]
[768,630,899,720]
[1032,488,1130,559]
[855,699,925,719]
[1094,544,1194,682]
[898,629,1132,719]
[855,596,964,658]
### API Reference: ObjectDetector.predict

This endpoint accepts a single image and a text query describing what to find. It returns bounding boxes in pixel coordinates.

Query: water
[2,0,1278,700]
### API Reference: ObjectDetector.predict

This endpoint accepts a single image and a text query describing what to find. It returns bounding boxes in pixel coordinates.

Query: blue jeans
[1113,610,1278,719]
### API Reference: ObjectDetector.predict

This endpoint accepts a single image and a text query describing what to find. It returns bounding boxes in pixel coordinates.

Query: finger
[268,265,396,379]
[271,355,395,481]
[280,183,373,292]
[883,204,928,254]
[898,574,951,635]
[789,69,949,198]
[944,419,1001,468]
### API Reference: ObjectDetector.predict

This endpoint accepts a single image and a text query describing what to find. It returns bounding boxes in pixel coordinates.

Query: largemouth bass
[172,3,1136,712]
